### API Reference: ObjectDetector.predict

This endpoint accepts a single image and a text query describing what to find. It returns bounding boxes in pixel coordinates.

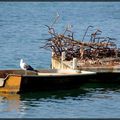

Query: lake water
[0,2,120,118]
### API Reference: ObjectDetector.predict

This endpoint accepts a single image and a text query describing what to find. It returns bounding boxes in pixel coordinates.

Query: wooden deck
[51,57,120,72]
[0,69,96,94]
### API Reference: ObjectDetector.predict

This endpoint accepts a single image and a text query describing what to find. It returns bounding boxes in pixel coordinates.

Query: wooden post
[73,58,77,70]
[52,51,54,57]
[51,51,54,69]
[61,52,66,61]
[61,52,66,69]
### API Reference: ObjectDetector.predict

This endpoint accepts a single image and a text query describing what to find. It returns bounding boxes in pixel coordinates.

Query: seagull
[20,59,38,74]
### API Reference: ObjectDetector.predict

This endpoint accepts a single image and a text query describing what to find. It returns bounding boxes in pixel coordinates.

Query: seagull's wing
[24,63,34,71]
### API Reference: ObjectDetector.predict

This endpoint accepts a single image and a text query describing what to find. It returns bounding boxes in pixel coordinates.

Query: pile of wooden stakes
[41,24,120,64]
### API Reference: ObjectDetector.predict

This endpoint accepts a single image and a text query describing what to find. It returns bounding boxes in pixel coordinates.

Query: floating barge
[0,69,97,94]
[0,69,120,94]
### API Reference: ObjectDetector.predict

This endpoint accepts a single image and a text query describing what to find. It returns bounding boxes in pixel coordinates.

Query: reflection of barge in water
[0,69,120,94]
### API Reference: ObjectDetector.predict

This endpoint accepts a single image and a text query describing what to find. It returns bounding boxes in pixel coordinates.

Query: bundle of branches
[41,24,120,61]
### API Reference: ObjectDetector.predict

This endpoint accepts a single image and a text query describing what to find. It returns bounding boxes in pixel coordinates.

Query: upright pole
[73,58,77,70]
[61,52,66,69]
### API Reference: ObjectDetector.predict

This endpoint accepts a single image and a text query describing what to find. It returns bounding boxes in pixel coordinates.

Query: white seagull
[20,59,38,74]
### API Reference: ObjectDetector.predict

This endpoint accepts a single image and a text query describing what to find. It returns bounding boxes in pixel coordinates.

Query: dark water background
[0,2,120,118]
